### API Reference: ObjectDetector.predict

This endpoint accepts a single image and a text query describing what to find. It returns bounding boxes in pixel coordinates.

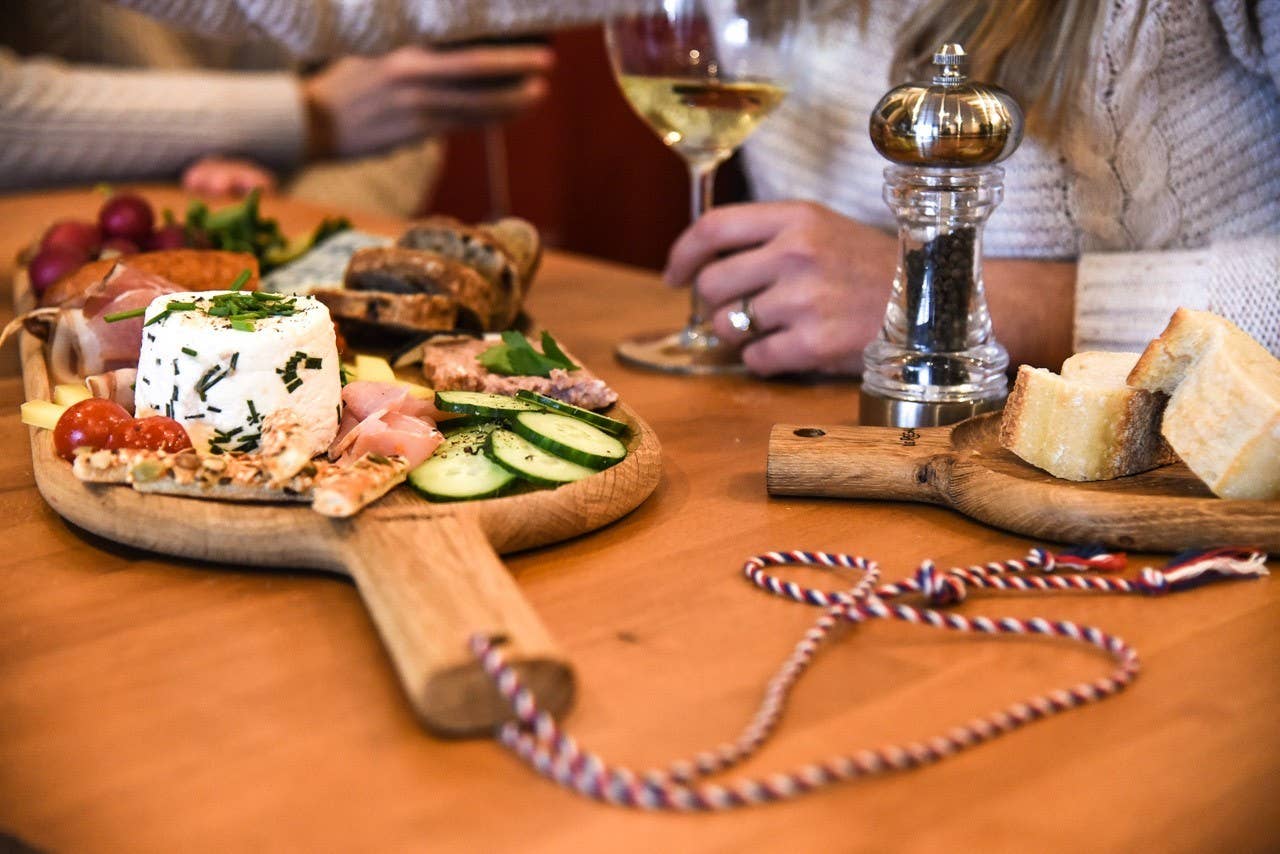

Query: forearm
[0,52,306,191]
[984,257,1077,370]
[108,0,625,57]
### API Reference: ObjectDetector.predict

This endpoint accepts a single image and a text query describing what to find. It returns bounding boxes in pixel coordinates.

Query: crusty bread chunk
[1001,352,1174,481]
[398,216,527,329]
[1128,309,1280,500]
[310,288,459,336]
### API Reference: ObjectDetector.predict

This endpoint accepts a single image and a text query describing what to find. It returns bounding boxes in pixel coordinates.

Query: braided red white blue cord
[470,546,1268,811]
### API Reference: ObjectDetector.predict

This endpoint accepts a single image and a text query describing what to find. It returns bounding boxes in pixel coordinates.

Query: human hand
[181,156,277,196]
[664,201,896,376]
[302,44,554,159]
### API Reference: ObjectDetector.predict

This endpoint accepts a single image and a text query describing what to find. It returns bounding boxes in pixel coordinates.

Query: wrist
[301,78,336,161]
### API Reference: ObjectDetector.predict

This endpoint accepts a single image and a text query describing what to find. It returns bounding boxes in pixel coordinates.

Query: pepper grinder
[860,43,1023,427]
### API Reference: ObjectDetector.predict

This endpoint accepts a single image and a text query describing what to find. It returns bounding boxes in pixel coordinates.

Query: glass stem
[687,159,718,329]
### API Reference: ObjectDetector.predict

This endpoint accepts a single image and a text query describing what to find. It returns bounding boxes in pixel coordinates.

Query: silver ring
[727,297,756,336]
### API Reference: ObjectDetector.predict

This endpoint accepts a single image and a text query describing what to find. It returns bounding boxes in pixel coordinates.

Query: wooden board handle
[766,423,956,502]
[336,510,574,738]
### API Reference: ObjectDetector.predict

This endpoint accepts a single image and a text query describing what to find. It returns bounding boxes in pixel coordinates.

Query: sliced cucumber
[434,390,540,418]
[514,389,629,437]
[440,415,505,436]
[509,411,627,470]
[408,423,516,501]
[486,428,597,487]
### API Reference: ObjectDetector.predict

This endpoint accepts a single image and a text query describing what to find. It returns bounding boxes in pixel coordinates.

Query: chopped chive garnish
[206,406,221,413]
[166,301,196,311]
[304,357,322,370]
[231,319,255,332]
[181,347,198,357]
[104,307,146,323]
[250,290,283,301]
[229,352,239,369]
[229,270,251,292]
[144,310,170,327]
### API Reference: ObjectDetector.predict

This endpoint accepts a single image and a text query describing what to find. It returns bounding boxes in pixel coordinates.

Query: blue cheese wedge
[133,290,341,457]
[260,230,392,295]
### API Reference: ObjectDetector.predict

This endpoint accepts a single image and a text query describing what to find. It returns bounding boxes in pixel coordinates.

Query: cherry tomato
[52,399,132,460]
[112,416,193,453]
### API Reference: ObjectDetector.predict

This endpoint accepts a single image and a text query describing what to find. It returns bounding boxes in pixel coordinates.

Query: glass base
[615,328,746,376]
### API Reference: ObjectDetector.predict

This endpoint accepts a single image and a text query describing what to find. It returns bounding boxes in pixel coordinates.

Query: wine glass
[606,0,803,374]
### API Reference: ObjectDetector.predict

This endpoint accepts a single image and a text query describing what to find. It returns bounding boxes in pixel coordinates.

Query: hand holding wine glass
[606,0,803,374]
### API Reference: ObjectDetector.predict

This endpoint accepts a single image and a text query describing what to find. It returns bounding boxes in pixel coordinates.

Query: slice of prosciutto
[48,261,182,383]
[329,381,444,468]
[84,367,138,414]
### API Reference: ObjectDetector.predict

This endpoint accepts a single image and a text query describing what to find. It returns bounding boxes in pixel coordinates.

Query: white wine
[617,75,787,164]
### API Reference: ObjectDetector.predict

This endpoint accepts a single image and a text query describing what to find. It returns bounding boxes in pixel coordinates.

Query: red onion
[28,247,86,295]
[98,194,155,244]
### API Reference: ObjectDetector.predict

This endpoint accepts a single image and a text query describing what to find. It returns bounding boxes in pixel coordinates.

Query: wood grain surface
[767,414,1280,552]
[0,188,1276,854]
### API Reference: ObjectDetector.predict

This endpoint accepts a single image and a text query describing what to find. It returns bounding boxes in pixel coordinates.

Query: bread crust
[344,246,494,329]
[398,216,525,328]
[40,250,261,308]
[1001,364,1173,481]
[311,288,459,335]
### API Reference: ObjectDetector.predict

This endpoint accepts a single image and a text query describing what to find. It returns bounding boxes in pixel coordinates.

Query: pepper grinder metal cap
[869,44,1024,168]
[859,44,1023,429]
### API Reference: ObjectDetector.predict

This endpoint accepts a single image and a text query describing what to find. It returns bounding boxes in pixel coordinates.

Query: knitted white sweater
[84,1,1280,353]
[0,1,439,216]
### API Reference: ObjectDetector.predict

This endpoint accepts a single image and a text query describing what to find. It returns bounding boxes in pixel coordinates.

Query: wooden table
[1,188,1276,853]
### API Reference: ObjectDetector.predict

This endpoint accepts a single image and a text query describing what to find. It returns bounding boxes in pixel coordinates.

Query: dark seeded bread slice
[344,246,494,330]
[397,216,523,329]
[311,288,460,335]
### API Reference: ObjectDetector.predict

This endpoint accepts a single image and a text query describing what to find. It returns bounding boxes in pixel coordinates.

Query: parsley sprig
[478,331,579,378]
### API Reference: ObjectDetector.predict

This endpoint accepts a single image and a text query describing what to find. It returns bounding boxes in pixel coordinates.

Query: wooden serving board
[767,414,1280,553]
[16,277,661,738]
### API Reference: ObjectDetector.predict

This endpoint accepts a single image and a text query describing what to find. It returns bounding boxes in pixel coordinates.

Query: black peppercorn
[903,226,975,353]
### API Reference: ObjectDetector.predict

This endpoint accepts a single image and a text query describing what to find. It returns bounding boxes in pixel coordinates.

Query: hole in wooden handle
[793,428,826,438]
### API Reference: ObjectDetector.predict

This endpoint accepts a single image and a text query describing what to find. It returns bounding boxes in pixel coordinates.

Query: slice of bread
[484,217,543,289]
[311,288,459,336]
[1001,353,1174,481]
[398,216,524,329]
[1128,309,1280,499]
[343,246,493,330]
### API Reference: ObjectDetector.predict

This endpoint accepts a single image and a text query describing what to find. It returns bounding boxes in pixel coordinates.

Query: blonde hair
[819,0,1111,137]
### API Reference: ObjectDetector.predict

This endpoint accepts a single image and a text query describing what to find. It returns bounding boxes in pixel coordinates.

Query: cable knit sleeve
[0,48,305,191]
[1073,237,1280,357]
[1211,0,1280,88]
[108,0,621,57]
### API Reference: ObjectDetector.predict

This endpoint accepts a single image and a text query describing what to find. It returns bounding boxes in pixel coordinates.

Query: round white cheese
[133,290,341,456]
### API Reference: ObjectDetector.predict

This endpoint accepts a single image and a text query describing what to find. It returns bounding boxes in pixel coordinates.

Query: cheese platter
[11,197,662,737]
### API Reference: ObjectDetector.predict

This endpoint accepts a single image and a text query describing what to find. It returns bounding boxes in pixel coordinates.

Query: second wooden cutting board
[767,414,1279,553]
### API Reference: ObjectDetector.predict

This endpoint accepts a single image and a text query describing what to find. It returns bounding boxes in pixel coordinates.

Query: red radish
[146,224,188,251]
[28,246,87,295]
[99,237,140,258]
[98,194,155,243]
[39,220,101,259]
